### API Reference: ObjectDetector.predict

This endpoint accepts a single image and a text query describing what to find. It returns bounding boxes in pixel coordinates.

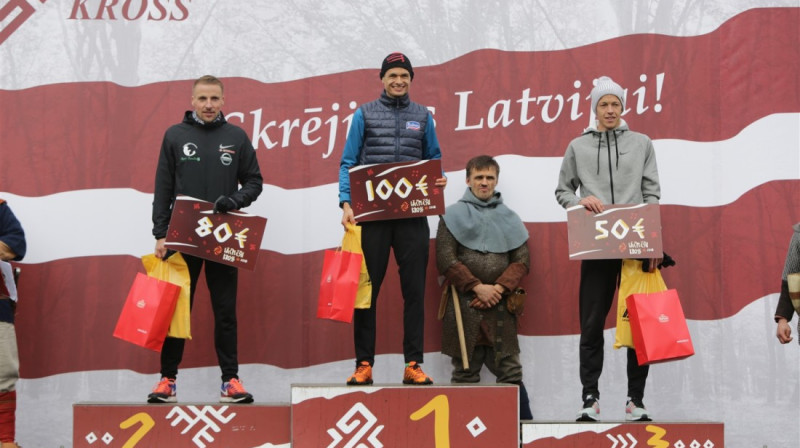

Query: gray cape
[442,188,528,253]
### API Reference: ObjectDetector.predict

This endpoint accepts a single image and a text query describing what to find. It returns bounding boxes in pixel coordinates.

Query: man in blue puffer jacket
[338,52,447,386]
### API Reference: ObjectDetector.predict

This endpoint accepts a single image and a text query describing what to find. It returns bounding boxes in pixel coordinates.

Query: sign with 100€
[348,159,444,222]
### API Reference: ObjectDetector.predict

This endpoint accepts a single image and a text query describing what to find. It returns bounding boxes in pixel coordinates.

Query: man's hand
[435,176,448,189]
[579,196,604,214]
[341,202,356,228]
[470,284,509,309]
[646,258,663,273]
[213,195,238,214]
[777,318,793,344]
[0,241,16,261]
[470,283,502,309]
[155,238,167,259]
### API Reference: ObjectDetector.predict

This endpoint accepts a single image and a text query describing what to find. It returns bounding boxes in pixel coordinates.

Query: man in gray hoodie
[555,76,661,422]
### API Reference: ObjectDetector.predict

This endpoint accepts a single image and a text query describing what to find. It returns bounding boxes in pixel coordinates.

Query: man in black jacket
[149,75,263,404]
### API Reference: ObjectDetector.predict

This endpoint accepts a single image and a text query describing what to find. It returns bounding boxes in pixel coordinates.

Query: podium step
[74,390,720,447]
[521,421,724,447]
[292,383,520,448]
[73,402,290,447]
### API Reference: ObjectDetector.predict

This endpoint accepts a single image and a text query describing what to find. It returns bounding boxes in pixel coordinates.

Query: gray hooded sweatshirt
[555,119,660,209]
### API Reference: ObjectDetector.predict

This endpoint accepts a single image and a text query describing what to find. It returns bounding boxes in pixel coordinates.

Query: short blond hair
[193,75,224,94]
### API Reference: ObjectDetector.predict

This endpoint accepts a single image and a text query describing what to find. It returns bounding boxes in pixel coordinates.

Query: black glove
[641,252,676,272]
[213,195,238,214]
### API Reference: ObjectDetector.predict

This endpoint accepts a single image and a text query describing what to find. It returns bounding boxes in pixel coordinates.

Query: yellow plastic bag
[142,253,191,339]
[614,259,667,349]
[341,224,372,309]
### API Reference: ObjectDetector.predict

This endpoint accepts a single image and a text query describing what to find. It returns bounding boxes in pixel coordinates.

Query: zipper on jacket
[606,130,616,204]
[394,96,401,160]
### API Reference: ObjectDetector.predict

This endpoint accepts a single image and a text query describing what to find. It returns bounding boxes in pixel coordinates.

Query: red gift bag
[627,289,694,365]
[317,249,362,323]
[113,272,181,352]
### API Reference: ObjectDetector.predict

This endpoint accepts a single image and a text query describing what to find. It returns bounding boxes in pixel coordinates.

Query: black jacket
[152,111,263,239]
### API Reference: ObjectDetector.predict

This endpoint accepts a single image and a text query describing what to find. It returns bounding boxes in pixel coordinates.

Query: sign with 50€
[348,159,444,222]
[165,195,267,270]
[567,203,663,260]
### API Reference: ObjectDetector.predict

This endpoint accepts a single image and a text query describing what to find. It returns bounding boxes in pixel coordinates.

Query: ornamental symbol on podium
[326,402,384,447]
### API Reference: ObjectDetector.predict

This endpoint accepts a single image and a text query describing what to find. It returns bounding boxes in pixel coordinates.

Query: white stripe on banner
[4,113,798,264]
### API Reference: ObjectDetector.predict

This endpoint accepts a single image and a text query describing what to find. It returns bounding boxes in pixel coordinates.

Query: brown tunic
[436,220,529,360]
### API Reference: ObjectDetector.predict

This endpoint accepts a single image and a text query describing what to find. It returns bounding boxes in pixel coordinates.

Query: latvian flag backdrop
[0,1,798,446]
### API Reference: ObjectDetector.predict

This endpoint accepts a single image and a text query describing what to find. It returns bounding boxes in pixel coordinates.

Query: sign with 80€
[165,196,267,270]
[348,159,444,222]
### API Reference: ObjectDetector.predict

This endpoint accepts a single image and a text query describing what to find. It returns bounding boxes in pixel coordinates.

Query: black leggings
[578,259,649,400]
[353,217,429,366]
[160,253,239,382]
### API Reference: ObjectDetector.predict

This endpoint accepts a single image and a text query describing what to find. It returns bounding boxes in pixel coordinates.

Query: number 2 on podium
[119,412,155,448]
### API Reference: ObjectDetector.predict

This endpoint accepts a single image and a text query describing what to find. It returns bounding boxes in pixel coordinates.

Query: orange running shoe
[147,377,177,403]
[403,361,433,385]
[220,377,254,403]
[346,361,373,385]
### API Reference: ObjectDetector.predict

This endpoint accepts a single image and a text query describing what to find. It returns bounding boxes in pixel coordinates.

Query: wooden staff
[451,284,469,369]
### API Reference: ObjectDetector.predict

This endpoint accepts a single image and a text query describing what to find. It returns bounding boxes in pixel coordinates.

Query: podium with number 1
[291,384,519,447]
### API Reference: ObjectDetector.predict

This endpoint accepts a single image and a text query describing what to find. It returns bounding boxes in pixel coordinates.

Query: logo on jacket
[220,153,232,166]
[183,143,197,157]
[181,142,200,162]
[219,144,235,153]
[406,121,421,131]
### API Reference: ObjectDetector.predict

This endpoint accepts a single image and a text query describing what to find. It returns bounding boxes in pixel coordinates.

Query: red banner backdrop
[0,4,798,448]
